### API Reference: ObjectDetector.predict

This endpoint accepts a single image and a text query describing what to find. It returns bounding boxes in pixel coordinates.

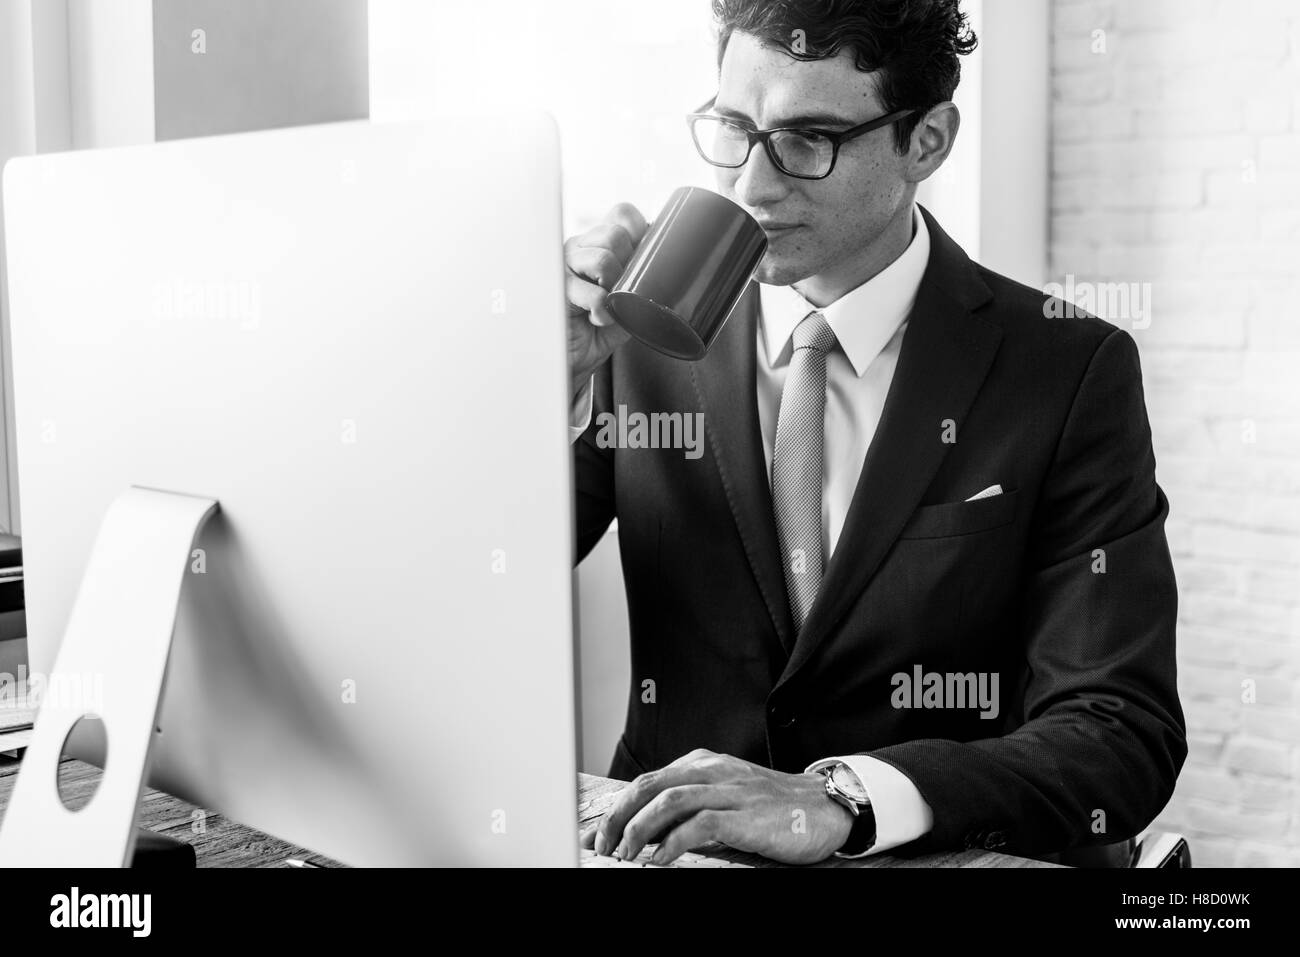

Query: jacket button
[768,706,796,728]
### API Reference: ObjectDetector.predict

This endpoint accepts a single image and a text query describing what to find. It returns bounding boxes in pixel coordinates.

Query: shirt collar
[757,205,930,377]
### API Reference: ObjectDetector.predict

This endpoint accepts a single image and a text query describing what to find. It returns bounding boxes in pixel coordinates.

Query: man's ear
[904,102,961,183]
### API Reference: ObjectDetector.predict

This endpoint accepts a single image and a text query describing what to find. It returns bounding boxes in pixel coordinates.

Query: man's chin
[754,257,815,287]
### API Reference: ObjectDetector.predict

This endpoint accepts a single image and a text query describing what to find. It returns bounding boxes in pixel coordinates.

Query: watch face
[830,763,871,804]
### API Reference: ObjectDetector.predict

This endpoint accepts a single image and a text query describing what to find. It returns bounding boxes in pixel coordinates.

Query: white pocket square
[965,484,1003,502]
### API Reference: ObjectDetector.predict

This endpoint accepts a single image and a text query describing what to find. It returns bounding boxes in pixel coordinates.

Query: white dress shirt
[571,206,935,857]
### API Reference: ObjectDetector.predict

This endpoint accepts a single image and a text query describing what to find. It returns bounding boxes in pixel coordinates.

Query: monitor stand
[0,487,218,867]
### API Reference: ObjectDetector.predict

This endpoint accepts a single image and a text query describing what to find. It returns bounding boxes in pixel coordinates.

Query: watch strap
[838,801,877,855]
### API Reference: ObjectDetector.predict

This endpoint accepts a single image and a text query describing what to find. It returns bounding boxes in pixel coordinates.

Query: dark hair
[711,0,978,152]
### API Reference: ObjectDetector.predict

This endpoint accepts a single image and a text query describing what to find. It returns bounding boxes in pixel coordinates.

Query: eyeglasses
[686,96,915,180]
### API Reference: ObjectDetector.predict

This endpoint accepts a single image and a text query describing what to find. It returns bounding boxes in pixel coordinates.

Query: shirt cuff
[569,375,594,443]
[805,755,934,859]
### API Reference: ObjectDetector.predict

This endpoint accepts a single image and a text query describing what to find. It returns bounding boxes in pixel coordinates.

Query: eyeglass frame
[685,96,917,180]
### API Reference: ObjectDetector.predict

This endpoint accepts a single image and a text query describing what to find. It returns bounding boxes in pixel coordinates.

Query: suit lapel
[775,207,1002,690]
[690,283,797,655]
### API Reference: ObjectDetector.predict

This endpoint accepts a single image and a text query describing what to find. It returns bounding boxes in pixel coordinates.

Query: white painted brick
[1146,20,1291,63]
[1180,695,1240,734]
[1052,34,1115,74]
[1112,0,1214,31]
[1186,801,1287,840]
[1192,525,1300,564]
[1259,134,1300,169]
[1103,171,1204,209]
[1208,168,1300,207]
[1185,731,1227,763]
[1260,208,1300,241]
[1144,348,1244,383]
[1131,308,1245,348]
[1148,207,1258,243]
[1245,675,1299,709]
[1050,0,1298,866]
[1072,134,1254,175]
[1236,635,1300,673]
[1240,704,1300,742]
[1179,661,1244,701]
[1245,95,1295,135]
[1246,564,1300,603]
[1173,559,1244,597]
[1212,420,1300,459]
[1235,843,1297,867]
[1054,102,1136,141]
[1134,101,1243,136]
[1181,836,1235,868]
[1172,766,1239,805]
[1223,737,1291,777]
[1168,456,1300,496]
[1147,418,1217,456]
[1174,490,1300,538]
[1054,210,1147,243]
[1050,177,1101,211]
[1249,308,1300,348]
[1096,241,1202,276]
[1202,242,1300,277]
[1052,71,1113,106]
[1238,772,1295,810]
[1238,349,1300,388]
[1048,243,1100,276]
[1054,0,1115,35]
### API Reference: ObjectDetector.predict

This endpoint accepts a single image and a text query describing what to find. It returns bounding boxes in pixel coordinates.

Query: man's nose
[733,141,790,210]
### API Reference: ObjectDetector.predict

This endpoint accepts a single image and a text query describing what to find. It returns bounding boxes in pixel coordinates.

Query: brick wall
[1050,0,1300,866]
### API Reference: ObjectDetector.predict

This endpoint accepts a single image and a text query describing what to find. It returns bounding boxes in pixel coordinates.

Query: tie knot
[792,310,836,355]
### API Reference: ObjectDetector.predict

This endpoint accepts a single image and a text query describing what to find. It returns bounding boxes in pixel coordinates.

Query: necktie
[771,310,836,633]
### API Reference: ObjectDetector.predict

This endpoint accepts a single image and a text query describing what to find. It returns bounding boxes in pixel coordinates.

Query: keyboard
[580,848,753,868]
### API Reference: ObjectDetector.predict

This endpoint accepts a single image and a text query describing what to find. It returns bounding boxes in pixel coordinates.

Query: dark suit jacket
[572,205,1186,860]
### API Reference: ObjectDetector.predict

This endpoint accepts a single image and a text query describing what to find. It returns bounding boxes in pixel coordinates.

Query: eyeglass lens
[692,117,834,177]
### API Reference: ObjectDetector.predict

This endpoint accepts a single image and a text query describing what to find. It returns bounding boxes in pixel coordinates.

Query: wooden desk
[0,757,1058,867]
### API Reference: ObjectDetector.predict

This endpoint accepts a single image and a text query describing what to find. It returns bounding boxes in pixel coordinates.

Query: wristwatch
[819,762,877,856]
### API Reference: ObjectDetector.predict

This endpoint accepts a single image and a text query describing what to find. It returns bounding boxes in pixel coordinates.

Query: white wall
[0,1,35,536]
[0,0,72,534]
[0,0,369,536]
[979,0,1049,285]
[369,0,719,236]
[918,0,984,261]
[152,0,368,141]
[917,0,1051,286]
[66,0,154,147]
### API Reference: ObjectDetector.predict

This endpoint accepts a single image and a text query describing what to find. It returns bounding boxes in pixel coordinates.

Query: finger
[564,274,616,327]
[576,222,637,264]
[594,763,717,857]
[579,824,597,850]
[604,202,649,245]
[564,243,625,290]
[665,747,718,769]
[650,810,739,866]
[617,784,731,862]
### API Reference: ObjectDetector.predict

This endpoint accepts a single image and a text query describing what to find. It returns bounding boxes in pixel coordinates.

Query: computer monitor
[1,116,580,866]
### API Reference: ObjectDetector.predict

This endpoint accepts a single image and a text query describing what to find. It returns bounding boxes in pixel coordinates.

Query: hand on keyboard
[580,848,751,868]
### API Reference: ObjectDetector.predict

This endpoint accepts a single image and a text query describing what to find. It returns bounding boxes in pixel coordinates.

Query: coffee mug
[605,186,768,361]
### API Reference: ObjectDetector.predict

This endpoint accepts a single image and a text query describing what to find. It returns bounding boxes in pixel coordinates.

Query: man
[565,0,1185,866]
